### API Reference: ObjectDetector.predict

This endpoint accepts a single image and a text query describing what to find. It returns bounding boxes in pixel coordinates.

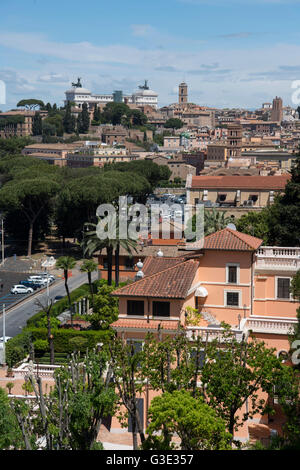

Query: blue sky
[1,0,300,109]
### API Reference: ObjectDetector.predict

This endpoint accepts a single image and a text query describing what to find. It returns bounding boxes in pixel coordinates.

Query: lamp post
[46,271,50,306]
[1,217,4,266]
[2,304,5,366]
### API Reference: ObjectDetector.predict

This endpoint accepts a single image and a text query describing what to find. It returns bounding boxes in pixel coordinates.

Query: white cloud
[1,32,300,109]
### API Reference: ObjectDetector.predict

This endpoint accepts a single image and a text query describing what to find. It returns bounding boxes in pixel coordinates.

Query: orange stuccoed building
[109,227,299,444]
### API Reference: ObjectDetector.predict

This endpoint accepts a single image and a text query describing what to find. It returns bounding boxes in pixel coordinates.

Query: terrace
[256,246,300,272]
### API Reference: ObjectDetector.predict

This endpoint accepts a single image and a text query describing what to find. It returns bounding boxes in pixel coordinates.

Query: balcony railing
[256,246,300,271]
[245,316,297,335]
[186,316,298,339]
[12,362,61,378]
[186,324,245,343]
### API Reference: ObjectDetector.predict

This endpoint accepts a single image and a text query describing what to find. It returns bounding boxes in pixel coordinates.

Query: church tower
[179,82,188,106]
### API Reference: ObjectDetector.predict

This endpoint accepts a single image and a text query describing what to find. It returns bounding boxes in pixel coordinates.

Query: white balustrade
[186,326,244,342]
[246,316,297,335]
[12,363,61,378]
[256,246,300,271]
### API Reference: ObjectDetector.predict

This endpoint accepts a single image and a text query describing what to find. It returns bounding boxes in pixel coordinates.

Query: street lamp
[2,304,5,366]
[0,216,4,266]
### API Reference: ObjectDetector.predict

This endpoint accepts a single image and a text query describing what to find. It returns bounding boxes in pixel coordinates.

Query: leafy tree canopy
[17,99,45,110]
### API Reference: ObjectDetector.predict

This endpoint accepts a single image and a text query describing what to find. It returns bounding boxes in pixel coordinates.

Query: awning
[195,286,208,298]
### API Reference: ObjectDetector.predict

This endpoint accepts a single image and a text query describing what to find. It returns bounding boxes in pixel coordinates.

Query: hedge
[5,330,32,368]
[26,280,103,328]
[28,327,113,354]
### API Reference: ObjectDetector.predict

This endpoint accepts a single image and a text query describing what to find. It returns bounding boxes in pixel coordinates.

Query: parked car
[53,295,64,304]
[36,272,55,282]
[11,285,34,295]
[19,280,41,290]
[27,276,49,285]
[0,336,12,343]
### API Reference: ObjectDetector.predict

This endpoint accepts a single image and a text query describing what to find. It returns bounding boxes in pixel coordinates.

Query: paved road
[0,271,98,338]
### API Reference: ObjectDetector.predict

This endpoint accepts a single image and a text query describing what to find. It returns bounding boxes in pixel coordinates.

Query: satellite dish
[227,223,237,231]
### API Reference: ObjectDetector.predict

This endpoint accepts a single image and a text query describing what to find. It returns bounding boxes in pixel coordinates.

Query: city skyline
[1,0,300,110]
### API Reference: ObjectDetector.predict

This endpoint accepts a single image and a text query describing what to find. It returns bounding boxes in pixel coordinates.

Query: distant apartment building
[66,145,136,168]
[186,174,290,208]
[240,120,280,134]
[146,154,196,181]
[22,142,80,166]
[0,111,35,138]
[178,151,206,175]
[206,142,227,163]
[101,126,128,145]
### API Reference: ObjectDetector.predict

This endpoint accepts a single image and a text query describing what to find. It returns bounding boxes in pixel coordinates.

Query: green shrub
[28,328,113,354]
[5,331,32,368]
[69,336,88,352]
[33,339,48,353]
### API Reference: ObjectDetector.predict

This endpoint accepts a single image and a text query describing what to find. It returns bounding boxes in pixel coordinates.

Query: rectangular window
[277,278,290,299]
[126,339,143,354]
[228,266,237,284]
[152,301,170,317]
[226,291,239,307]
[125,257,135,270]
[127,300,144,316]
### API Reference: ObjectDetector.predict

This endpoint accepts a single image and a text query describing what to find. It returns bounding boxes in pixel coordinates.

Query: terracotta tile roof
[112,259,199,299]
[142,256,185,277]
[190,175,290,190]
[111,318,180,331]
[186,228,263,251]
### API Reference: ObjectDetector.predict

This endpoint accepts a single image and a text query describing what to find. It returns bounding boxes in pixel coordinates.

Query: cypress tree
[81,103,90,133]
[32,112,43,135]
[63,102,75,134]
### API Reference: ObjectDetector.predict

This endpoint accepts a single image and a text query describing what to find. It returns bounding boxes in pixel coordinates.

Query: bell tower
[178,82,188,106]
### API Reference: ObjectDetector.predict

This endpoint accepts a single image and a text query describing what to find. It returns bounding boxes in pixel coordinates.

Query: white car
[36,273,55,282]
[0,336,12,343]
[27,276,49,285]
[11,285,34,295]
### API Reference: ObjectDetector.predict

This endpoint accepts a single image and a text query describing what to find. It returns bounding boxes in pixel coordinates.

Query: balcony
[186,323,245,343]
[256,246,300,272]
[245,316,297,335]
[12,362,61,379]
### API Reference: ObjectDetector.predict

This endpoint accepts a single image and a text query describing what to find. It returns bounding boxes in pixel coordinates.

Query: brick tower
[179,82,188,107]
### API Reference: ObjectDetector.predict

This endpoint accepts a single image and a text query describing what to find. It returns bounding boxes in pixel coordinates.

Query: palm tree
[80,259,98,306]
[81,215,138,286]
[204,209,233,235]
[6,382,14,395]
[56,256,76,326]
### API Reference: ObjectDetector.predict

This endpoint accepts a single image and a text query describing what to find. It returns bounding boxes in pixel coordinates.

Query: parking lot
[0,271,46,311]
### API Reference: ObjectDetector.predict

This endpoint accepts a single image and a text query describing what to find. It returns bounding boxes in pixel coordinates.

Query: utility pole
[2,304,6,366]
[1,218,4,266]
[46,271,50,306]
